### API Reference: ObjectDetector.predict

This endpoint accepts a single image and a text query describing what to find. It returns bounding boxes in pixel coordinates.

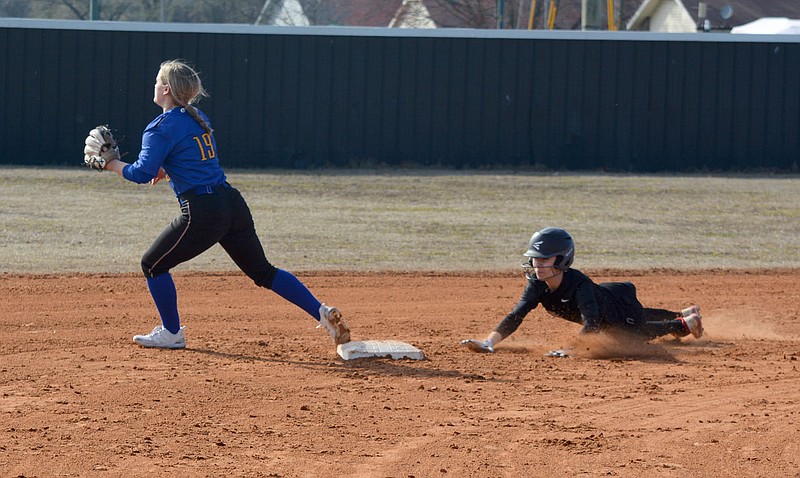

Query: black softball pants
[600,282,685,339]
[141,185,278,288]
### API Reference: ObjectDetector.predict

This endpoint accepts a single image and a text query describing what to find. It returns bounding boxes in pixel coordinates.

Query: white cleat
[460,339,495,353]
[133,325,186,349]
[318,304,351,345]
[681,305,701,319]
[680,312,704,339]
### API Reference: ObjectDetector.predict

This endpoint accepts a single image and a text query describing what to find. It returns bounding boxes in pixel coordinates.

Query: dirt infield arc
[1,270,799,477]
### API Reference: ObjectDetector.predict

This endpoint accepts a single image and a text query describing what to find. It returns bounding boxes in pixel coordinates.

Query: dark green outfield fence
[1,18,798,171]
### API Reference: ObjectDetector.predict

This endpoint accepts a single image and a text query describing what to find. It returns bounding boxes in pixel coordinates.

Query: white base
[337,340,425,361]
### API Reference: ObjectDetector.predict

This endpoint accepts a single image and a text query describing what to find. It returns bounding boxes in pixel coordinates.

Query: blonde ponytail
[158,60,213,135]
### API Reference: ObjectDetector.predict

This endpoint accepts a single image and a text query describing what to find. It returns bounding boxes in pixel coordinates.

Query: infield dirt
[2,269,799,477]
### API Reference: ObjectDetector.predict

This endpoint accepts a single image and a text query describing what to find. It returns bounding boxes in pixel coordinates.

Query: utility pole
[607,0,616,31]
[581,0,602,30]
[89,0,98,20]
[527,0,536,29]
[497,0,505,29]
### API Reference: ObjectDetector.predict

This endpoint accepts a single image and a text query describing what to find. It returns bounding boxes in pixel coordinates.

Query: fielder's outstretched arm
[104,158,127,177]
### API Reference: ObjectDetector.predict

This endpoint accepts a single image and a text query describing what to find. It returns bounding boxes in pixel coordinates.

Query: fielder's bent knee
[252,266,279,289]
[141,257,170,279]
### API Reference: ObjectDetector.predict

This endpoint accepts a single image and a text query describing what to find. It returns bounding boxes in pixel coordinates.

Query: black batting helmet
[523,227,575,271]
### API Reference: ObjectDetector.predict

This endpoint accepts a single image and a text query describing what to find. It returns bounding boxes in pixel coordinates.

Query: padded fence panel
[1,20,798,172]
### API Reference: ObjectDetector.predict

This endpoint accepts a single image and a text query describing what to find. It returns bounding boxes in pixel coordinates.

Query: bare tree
[16,0,267,23]
[20,0,131,20]
[299,0,362,26]
[0,0,31,17]
[7,0,522,27]
[424,0,496,28]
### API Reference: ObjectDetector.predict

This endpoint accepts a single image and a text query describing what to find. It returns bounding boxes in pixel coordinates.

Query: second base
[337,340,425,361]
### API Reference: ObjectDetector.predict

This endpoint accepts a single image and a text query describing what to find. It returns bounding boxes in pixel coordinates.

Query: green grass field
[1,166,798,273]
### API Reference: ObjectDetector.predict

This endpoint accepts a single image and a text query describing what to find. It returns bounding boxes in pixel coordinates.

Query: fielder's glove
[83,125,120,171]
[461,339,495,353]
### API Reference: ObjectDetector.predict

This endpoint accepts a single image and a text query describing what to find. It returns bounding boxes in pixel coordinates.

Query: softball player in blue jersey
[102,59,350,349]
[461,227,703,353]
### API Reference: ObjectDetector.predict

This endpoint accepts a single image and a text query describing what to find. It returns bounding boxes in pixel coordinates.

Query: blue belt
[180,182,230,198]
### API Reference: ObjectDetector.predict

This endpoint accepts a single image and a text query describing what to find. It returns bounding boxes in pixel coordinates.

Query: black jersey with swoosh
[495,269,643,338]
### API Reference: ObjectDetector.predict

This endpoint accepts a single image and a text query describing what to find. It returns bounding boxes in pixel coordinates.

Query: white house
[255,0,310,26]
[627,0,800,33]
[730,17,800,34]
[389,0,437,28]
[626,0,696,32]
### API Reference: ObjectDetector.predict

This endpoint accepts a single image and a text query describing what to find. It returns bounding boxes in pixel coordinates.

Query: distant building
[627,0,800,33]
[256,0,310,26]
[731,17,800,35]
[290,0,800,32]
[389,0,437,28]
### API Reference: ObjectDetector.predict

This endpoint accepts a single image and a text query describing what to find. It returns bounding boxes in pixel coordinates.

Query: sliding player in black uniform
[461,227,703,353]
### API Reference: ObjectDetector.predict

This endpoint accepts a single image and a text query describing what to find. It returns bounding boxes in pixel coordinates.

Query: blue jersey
[123,107,226,196]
